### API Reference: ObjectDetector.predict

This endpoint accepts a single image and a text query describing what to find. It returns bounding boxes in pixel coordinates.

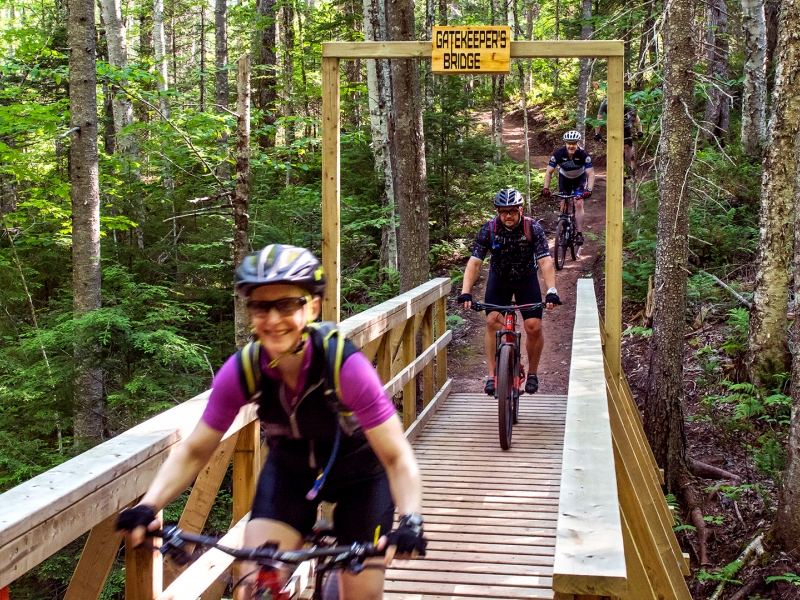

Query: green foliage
[766,573,800,586]
[697,560,744,585]
[623,326,652,337]
[721,307,750,356]
[752,435,786,482]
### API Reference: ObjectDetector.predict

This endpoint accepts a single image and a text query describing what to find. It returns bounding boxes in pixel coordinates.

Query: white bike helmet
[563,130,582,142]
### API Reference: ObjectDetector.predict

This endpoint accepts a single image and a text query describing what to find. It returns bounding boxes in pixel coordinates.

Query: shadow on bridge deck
[386,392,567,599]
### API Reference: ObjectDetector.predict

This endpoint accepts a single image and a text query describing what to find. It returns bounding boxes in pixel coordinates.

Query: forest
[1,0,800,595]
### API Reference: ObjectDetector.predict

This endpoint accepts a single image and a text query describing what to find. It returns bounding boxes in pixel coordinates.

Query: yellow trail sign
[431,26,511,74]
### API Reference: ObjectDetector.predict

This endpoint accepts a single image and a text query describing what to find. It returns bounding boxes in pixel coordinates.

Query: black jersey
[471,217,550,281]
[548,146,594,179]
[598,99,637,129]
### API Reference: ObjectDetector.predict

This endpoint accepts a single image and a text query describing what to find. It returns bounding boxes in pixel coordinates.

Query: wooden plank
[391,560,554,576]
[620,510,658,600]
[125,510,163,600]
[402,318,417,429]
[321,55,340,322]
[405,379,453,444]
[385,330,452,401]
[422,304,435,407]
[553,280,626,597]
[435,296,447,390]
[604,54,624,381]
[384,580,554,598]
[376,330,392,384]
[63,510,126,600]
[233,421,260,523]
[322,40,624,59]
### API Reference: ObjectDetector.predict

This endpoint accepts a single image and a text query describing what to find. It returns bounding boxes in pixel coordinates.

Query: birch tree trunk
[282,1,295,146]
[575,0,592,136]
[199,4,206,111]
[69,0,104,444]
[773,0,800,554]
[644,0,694,492]
[363,0,397,272]
[385,0,429,292]
[154,0,170,120]
[233,54,251,349]
[702,0,729,143]
[741,0,767,159]
[255,0,278,148]
[215,0,230,180]
[746,0,800,387]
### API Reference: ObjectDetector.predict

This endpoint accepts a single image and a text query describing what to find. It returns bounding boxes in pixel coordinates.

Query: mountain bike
[155,524,381,599]
[552,192,582,270]
[471,301,546,450]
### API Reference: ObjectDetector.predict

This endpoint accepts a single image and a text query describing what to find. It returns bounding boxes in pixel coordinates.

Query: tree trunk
[136,4,153,126]
[199,3,206,112]
[703,0,730,144]
[363,0,397,273]
[282,1,295,147]
[643,0,694,492]
[255,0,278,148]
[385,0,429,292]
[233,54,251,349]
[215,0,230,181]
[153,0,170,119]
[765,0,780,64]
[69,0,104,444]
[746,0,799,387]
[741,0,767,159]
[575,0,592,136]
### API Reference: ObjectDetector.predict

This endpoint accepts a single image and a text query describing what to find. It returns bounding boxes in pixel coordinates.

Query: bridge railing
[553,279,690,600]
[0,277,452,600]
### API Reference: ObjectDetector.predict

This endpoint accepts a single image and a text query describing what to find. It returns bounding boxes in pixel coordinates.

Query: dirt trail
[450,111,609,396]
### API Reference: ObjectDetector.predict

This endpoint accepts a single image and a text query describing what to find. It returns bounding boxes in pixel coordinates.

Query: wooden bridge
[0,277,691,600]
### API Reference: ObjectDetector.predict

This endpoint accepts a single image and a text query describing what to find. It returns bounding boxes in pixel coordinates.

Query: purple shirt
[202,341,397,433]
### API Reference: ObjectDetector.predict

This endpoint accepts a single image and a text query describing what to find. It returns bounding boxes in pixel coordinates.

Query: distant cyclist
[542,130,595,246]
[457,189,561,397]
[594,98,643,175]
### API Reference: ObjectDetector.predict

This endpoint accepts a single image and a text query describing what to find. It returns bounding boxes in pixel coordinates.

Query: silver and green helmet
[235,244,326,298]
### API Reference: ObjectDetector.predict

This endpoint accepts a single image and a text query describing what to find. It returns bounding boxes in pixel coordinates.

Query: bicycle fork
[494,330,522,398]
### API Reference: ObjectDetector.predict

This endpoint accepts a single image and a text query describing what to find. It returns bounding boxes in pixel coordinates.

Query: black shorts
[624,126,633,147]
[251,453,395,545]
[484,268,543,320]
[558,172,587,196]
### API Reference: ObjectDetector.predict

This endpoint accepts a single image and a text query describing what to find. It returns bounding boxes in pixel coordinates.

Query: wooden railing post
[125,510,163,600]
[64,511,126,600]
[435,296,447,389]
[421,305,434,407]
[233,421,261,522]
[321,56,341,323]
[376,331,392,384]
[402,318,416,429]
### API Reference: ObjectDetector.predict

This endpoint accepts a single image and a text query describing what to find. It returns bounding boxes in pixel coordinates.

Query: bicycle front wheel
[496,344,514,450]
[569,220,579,261]
[554,220,567,270]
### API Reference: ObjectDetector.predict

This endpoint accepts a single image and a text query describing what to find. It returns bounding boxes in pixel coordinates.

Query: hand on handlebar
[594,133,602,141]
[581,189,592,199]
[457,292,472,310]
[381,515,427,565]
[545,293,562,308]
[541,188,552,198]
[116,504,159,548]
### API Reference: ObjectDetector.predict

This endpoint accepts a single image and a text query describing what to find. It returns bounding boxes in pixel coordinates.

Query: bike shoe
[525,374,539,394]
[574,232,584,245]
[484,378,495,396]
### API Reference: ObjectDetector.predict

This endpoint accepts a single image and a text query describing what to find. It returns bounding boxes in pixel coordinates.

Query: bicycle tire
[497,344,514,450]
[569,219,578,261]
[554,220,567,270]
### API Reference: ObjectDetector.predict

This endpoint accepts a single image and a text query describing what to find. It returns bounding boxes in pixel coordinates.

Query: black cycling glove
[545,293,562,306]
[387,514,427,556]
[456,293,472,304]
[637,131,643,138]
[593,133,601,141]
[116,504,157,531]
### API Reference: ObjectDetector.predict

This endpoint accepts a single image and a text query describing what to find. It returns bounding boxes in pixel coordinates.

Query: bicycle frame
[495,311,522,396]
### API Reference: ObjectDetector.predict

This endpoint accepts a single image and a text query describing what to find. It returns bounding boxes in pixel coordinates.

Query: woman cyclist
[116,244,426,600]
[542,130,596,246]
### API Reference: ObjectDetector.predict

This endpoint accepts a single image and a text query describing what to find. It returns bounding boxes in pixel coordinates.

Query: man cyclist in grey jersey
[456,189,561,396]
[594,98,643,175]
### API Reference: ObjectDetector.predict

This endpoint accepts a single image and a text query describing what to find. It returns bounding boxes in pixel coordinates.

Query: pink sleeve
[202,353,251,432]
[338,351,398,430]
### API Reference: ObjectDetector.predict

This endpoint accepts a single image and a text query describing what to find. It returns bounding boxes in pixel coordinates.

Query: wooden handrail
[0,277,452,595]
[553,279,627,597]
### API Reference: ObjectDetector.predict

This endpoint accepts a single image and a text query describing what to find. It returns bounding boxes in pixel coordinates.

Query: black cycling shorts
[558,172,587,196]
[624,126,633,147]
[484,268,543,320]
[251,453,395,545]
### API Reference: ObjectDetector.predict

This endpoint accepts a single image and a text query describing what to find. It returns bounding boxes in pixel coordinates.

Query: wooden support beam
[402,318,416,429]
[125,510,163,600]
[384,331,452,400]
[63,510,126,600]
[404,379,453,445]
[322,40,625,59]
[604,54,624,382]
[233,422,260,523]
[435,296,447,390]
[376,330,392,384]
[620,509,658,600]
[321,56,341,322]
[421,304,435,407]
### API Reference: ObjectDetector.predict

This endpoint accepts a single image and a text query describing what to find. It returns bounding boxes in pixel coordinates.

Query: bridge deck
[386,392,567,599]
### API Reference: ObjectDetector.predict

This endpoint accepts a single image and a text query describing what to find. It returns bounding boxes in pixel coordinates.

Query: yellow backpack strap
[237,340,263,401]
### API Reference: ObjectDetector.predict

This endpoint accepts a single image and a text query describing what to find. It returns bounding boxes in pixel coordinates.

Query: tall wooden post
[233,53,251,349]
[435,296,447,388]
[125,510,162,599]
[321,57,341,322]
[604,55,624,382]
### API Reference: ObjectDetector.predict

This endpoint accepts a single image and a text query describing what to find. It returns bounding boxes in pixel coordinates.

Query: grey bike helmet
[493,189,525,208]
[235,244,326,298]
[563,130,582,142]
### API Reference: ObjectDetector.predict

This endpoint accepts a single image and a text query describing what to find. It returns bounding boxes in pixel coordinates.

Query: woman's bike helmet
[235,244,326,298]
[563,130,582,142]
[494,189,525,208]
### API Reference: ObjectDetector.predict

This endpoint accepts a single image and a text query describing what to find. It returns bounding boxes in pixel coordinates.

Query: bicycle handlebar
[155,526,381,567]
[551,192,582,200]
[470,302,547,312]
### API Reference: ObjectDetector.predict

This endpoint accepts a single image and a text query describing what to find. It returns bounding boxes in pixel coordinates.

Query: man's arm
[459,257,483,309]
[543,165,556,190]
[538,255,556,294]
[587,167,596,190]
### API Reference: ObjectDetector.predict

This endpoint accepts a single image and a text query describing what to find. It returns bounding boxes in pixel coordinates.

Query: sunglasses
[497,208,520,216]
[247,296,308,317]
